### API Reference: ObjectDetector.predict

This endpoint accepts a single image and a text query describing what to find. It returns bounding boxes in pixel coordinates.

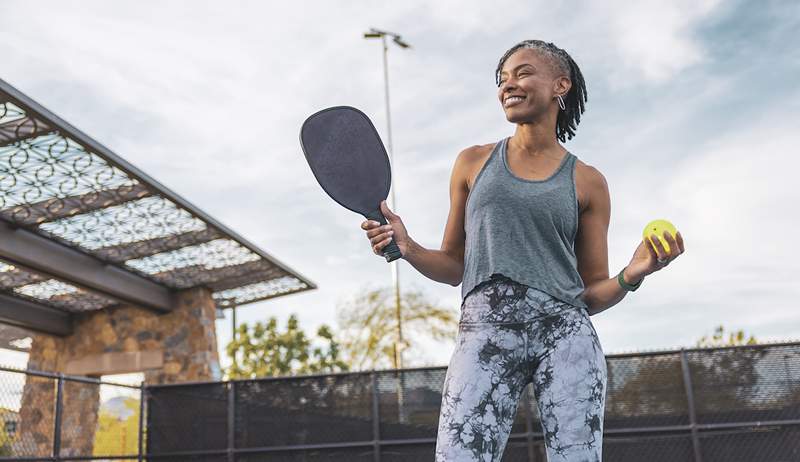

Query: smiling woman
[495,40,587,143]
[361,38,685,462]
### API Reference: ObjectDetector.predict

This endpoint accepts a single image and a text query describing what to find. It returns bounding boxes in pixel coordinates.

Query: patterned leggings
[436,275,607,462]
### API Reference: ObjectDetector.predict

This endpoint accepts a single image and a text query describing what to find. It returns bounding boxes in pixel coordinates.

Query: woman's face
[497,48,569,124]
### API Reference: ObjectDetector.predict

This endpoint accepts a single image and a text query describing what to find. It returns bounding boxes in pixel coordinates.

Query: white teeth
[504,96,524,106]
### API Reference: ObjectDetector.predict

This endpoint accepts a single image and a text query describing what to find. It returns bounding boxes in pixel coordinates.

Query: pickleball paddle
[300,106,402,262]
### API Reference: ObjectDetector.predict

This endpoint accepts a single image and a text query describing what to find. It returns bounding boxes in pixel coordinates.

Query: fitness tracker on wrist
[617,266,643,292]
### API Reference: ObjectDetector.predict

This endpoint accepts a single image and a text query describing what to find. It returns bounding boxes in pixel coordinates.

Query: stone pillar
[17,287,222,457]
[16,335,64,457]
[143,287,222,384]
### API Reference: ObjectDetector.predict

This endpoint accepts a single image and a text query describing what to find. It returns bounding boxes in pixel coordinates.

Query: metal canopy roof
[0,78,316,338]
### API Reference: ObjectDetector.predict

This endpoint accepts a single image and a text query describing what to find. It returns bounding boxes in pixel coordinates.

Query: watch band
[617,266,643,292]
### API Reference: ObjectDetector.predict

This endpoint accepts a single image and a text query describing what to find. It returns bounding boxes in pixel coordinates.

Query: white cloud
[598,0,724,83]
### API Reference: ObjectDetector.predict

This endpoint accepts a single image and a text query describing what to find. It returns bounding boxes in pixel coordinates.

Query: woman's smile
[503,95,526,108]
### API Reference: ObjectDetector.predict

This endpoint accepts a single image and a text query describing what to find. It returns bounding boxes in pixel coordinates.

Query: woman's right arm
[362,147,476,286]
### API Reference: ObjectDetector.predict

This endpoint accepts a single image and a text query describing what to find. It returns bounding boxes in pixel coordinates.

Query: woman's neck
[511,122,562,158]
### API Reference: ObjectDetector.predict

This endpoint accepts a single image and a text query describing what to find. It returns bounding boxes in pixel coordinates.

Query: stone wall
[16,287,222,457]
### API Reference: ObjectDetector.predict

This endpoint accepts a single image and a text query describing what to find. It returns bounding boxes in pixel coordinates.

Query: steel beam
[0,220,174,312]
[93,226,223,263]
[0,292,72,336]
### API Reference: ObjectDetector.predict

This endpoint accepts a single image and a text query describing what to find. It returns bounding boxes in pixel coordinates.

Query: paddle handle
[368,212,402,263]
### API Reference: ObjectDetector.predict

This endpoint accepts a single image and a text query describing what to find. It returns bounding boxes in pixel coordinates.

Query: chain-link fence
[144,342,800,461]
[2,342,798,460]
[0,365,144,461]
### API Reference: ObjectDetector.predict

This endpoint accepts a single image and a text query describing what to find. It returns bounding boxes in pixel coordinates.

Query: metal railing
[0,366,143,461]
[144,342,800,461]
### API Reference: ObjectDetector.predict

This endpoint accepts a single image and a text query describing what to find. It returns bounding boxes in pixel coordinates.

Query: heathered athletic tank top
[461,137,589,309]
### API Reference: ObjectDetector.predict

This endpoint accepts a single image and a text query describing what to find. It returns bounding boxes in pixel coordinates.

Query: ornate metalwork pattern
[0,260,46,290]
[0,258,116,313]
[212,276,310,307]
[0,102,25,124]
[13,279,116,312]
[15,279,78,298]
[0,133,138,213]
[92,226,225,263]
[0,101,53,147]
[125,239,261,287]
[40,196,206,250]
[0,83,314,324]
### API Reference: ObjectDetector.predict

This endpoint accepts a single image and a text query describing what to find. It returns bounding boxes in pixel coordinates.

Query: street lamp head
[393,36,411,49]
[363,28,411,49]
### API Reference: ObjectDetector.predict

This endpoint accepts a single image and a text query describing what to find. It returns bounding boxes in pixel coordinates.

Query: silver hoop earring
[556,94,566,111]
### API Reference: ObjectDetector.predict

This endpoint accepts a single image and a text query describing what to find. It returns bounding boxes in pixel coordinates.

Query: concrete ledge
[65,350,164,376]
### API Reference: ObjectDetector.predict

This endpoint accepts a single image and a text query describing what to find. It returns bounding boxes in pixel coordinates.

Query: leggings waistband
[460,275,586,325]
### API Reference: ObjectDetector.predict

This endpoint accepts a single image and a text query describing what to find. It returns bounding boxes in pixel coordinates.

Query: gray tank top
[461,137,588,309]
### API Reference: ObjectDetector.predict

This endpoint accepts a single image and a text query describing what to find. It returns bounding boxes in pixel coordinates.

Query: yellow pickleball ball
[643,219,678,254]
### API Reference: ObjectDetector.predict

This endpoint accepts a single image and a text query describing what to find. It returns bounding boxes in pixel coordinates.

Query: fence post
[51,374,64,462]
[371,371,381,462]
[228,381,236,462]
[680,349,703,462]
[138,383,146,462]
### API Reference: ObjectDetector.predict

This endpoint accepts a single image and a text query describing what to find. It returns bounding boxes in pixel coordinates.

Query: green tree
[606,326,762,422]
[336,284,458,370]
[225,314,349,379]
[696,325,757,347]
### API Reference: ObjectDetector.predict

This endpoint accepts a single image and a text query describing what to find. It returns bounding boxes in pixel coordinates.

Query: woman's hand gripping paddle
[300,106,402,262]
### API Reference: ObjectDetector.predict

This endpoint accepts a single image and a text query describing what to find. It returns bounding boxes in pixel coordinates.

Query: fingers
[660,231,685,258]
[361,220,394,255]
[648,231,685,268]
[370,227,394,244]
[644,235,659,259]
[662,232,677,257]
[372,235,393,254]
[363,222,393,239]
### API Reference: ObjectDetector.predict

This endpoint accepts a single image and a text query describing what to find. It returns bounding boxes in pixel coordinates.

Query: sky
[0,0,798,373]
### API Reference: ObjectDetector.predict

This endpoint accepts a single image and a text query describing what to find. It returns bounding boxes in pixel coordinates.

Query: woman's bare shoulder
[457,143,496,189]
[457,142,495,161]
[575,158,607,186]
[573,157,609,212]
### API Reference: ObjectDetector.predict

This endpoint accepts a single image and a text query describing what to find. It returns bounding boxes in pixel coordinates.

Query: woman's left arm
[574,166,685,316]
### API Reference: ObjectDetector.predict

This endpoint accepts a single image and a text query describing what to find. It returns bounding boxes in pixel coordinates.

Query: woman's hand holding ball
[625,219,685,284]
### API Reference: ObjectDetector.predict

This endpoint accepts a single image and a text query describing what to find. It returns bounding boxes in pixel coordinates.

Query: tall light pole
[363,28,410,370]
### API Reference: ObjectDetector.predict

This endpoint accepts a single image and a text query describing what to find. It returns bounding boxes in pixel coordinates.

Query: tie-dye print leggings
[436,275,607,461]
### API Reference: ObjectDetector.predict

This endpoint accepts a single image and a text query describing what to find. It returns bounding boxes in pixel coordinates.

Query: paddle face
[300,106,391,217]
[300,106,401,262]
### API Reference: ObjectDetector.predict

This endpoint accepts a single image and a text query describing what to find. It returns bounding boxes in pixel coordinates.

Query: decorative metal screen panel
[0,79,314,323]
[0,257,117,312]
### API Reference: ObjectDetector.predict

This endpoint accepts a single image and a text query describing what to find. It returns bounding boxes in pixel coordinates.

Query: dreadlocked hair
[495,40,587,142]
